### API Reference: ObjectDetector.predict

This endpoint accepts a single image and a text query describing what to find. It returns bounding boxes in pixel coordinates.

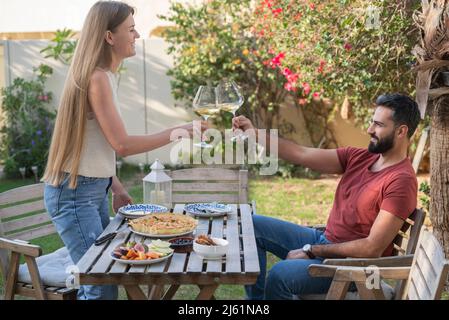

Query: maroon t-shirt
[324,147,417,256]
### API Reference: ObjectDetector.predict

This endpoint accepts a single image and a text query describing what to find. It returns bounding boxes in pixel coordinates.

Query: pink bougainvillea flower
[310,3,316,10]
[344,43,352,51]
[276,52,285,60]
[317,60,326,73]
[270,52,285,68]
[298,98,307,106]
[302,82,311,96]
[284,82,297,92]
[264,0,273,8]
[312,92,320,100]
[287,73,299,83]
[282,67,292,76]
[272,7,283,17]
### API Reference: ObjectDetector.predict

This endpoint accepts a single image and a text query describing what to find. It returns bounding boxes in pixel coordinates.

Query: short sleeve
[336,147,366,172]
[380,174,417,220]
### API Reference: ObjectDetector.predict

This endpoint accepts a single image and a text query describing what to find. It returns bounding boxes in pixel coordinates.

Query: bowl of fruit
[111,240,173,265]
[168,236,194,253]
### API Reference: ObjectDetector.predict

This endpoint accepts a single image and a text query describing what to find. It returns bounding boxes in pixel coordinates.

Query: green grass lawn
[0,171,338,300]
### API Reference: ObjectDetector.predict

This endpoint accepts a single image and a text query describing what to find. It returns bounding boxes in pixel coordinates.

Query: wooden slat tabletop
[77,203,260,291]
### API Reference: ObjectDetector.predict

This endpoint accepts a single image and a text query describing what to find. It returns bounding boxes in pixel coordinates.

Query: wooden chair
[308,228,449,300]
[0,183,77,300]
[168,167,248,204]
[301,208,426,300]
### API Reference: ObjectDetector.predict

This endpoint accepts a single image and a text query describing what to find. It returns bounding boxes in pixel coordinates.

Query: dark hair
[375,93,421,138]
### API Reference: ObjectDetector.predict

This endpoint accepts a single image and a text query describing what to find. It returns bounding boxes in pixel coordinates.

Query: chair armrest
[323,254,414,267]
[0,237,42,257]
[309,264,411,281]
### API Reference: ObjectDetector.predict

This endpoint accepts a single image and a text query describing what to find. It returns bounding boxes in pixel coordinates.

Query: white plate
[129,227,196,238]
[185,203,232,217]
[110,251,173,265]
[118,204,168,219]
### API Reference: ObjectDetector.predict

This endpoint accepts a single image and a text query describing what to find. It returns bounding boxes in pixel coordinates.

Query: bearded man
[233,93,421,300]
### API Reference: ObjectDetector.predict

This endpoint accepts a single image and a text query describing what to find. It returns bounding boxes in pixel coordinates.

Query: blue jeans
[44,175,118,300]
[245,215,333,300]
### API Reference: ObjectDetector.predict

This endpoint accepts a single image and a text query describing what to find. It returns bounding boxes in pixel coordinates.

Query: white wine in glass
[216,81,245,141]
[193,86,219,148]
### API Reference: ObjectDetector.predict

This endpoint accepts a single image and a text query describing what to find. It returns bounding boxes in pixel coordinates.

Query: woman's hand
[177,120,209,139]
[112,191,133,213]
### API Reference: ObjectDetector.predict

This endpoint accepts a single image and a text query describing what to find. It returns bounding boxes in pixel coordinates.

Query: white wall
[4,38,194,165]
[0,0,194,38]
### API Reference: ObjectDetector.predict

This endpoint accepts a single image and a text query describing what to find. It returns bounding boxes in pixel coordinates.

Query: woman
[42,1,204,300]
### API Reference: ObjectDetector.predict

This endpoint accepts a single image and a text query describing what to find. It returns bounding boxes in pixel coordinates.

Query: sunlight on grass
[250,177,337,226]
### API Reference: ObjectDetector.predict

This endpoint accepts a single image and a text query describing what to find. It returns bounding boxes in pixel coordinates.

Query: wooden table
[76,203,260,300]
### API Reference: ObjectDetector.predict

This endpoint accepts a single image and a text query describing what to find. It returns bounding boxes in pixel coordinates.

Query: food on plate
[129,213,197,235]
[168,236,194,253]
[112,240,173,261]
[195,234,218,246]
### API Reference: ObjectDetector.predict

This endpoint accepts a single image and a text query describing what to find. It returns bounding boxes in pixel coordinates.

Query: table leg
[162,285,180,300]
[124,285,148,300]
[196,284,219,300]
[148,284,164,300]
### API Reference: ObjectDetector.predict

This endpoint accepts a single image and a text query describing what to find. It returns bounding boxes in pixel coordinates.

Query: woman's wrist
[111,176,126,195]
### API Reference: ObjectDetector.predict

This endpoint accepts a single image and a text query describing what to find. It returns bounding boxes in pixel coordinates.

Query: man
[232,93,421,300]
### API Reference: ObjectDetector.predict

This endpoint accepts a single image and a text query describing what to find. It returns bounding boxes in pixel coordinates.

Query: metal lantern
[143,159,172,209]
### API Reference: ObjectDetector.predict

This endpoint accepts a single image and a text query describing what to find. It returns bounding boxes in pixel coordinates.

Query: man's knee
[266,262,290,289]
[252,214,276,238]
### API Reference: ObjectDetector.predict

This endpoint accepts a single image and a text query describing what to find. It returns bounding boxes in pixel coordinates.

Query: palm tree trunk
[430,98,449,254]
[414,0,449,258]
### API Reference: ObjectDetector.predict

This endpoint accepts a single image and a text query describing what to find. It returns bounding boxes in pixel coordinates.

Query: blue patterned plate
[185,202,232,217]
[118,204,168,219]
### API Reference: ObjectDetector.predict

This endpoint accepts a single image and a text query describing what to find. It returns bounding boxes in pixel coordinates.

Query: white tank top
[77,70,120,178]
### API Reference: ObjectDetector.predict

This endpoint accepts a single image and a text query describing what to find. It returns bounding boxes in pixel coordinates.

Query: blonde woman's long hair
[42,1,134,189]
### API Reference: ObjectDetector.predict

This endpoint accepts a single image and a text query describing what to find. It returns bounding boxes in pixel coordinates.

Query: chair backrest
[403,229,449,300]
[392,209,426,256]
[0,183,55,282]
[390,208,426,299]
[169,167,248,204]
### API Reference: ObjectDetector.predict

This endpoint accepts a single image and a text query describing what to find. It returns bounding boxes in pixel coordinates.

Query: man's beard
[368,132,395,154]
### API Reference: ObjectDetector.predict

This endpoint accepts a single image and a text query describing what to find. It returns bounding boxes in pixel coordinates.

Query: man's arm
[278,139,343,174]
[233,116,343,174]
[287,210,405,259]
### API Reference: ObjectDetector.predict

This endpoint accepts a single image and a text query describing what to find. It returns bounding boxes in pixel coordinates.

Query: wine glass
[216,81,245,141]
[192,85,220,148]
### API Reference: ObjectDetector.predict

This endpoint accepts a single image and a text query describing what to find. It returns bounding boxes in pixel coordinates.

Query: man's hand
[112,191,133,213]
[232,115,255,132]
[286,249,310,260]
